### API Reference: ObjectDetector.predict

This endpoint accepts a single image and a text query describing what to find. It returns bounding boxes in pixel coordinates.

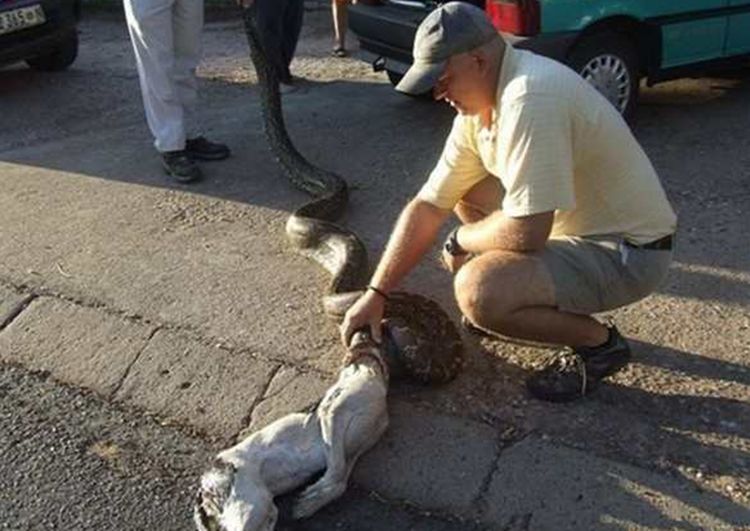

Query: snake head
[349,328,377,350]
[382,313,463,385]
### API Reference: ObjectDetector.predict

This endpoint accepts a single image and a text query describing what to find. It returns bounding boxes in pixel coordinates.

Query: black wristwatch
[444,227,468,257]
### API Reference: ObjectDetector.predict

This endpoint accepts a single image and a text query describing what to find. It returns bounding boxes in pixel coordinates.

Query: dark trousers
[254,0,304,83]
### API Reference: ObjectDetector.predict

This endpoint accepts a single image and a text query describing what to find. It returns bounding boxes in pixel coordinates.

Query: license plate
[0,4,46,37]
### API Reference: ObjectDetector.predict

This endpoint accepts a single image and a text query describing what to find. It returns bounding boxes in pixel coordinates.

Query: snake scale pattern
[241,7,463,384]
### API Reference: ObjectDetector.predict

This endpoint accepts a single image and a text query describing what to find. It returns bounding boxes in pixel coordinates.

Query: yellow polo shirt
[417,45,677,245]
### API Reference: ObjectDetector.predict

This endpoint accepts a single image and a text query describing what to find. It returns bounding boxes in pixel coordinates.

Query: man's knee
[453,264,477,318]
[454,254,511,327]
[453,251,555,329]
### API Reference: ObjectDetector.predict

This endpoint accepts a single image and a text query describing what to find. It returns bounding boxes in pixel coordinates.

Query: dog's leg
[222,472,278,531]
[291,402,352,519]
[259,502,278,531]
[292,409,387,519]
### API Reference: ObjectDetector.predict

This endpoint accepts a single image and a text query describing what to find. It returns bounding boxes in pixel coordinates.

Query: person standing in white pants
[124,0,230,183]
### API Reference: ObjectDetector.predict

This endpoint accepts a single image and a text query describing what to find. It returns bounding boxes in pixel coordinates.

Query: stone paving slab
[480,437,750,530]
[0,296,154,396]
[0,284,30,329]
[240,366,333,437]
[114,328,279,439]
[0,153,344,374]
[352,400,498,518]
[276,485,485,531]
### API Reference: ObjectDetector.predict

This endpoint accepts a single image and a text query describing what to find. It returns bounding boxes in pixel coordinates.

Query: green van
[349,0,750,117]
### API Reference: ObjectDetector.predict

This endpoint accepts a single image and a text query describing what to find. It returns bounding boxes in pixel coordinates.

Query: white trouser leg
[173,0,204,139]
[124,0,186,153]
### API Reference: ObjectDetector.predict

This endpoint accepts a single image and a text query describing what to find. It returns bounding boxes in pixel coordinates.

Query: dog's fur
[194,331,389,531]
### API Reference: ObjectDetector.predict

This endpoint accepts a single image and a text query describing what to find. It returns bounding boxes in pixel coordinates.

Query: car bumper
[350,2,427,67]
[350,2,578,72]
[0,25,75,65]
[0,0,79,66]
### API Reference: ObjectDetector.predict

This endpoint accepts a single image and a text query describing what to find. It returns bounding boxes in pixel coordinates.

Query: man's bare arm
[370,198,452,291]
[457,210,554,253]
[340,198,450,345]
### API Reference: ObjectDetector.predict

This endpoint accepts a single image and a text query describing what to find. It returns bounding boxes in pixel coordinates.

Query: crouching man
[341,2,676,402]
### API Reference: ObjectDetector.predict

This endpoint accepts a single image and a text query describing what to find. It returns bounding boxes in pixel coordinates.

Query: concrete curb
[2,282,748,529]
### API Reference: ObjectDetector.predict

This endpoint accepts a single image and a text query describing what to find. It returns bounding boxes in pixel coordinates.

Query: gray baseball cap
[396,2,499,95]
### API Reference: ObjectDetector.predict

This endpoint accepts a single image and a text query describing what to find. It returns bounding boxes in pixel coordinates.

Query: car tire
[26,31,78,71]
[567,31,640,120]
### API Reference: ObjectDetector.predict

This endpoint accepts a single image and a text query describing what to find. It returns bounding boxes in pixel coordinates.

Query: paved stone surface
[353,400,498,517]
[115,328,279,439]
[240,366,333,436]
[480,437,750,530]
[0,283,29,329]
[276,485,486,531]
[0,296,154,397]
[0,152,344,374]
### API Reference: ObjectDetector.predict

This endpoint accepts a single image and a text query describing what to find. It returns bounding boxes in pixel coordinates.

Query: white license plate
[0,4,46,37]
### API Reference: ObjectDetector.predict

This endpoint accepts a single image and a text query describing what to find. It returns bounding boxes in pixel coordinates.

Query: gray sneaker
[526,325,631,402]
[161,150,203,183]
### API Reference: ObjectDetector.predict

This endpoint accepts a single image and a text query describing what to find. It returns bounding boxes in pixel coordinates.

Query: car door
[656,0,728,68]
[724,0,750,54]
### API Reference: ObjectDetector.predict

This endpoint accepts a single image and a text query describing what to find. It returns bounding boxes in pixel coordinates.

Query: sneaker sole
[162,164,203,183]
[186,150,231,162]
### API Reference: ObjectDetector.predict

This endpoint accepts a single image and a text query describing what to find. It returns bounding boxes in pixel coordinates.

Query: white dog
[194,331,389,531]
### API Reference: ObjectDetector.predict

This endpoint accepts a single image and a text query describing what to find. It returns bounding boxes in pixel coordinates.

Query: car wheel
[567,31,640,120]
[26,31,78,71]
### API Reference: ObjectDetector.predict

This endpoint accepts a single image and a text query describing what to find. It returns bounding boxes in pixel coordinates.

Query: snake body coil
[242,8,463,384]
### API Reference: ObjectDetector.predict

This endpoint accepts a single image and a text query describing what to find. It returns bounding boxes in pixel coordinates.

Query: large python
[240,7,462,383]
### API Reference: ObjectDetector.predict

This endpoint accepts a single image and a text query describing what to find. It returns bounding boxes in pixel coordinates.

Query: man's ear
[471,50,489,74]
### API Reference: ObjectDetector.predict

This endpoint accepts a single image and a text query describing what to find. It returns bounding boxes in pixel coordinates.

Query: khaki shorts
[539,235,673,315]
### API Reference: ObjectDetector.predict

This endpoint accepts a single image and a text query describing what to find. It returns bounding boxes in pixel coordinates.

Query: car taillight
[484,0,541,37]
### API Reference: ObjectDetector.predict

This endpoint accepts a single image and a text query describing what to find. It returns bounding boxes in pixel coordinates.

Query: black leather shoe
[185,136,231,161]
[161,150,203,183]
[526,325,631,402]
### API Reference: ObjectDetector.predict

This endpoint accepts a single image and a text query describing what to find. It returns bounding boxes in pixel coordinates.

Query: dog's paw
[292,481,347,519]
